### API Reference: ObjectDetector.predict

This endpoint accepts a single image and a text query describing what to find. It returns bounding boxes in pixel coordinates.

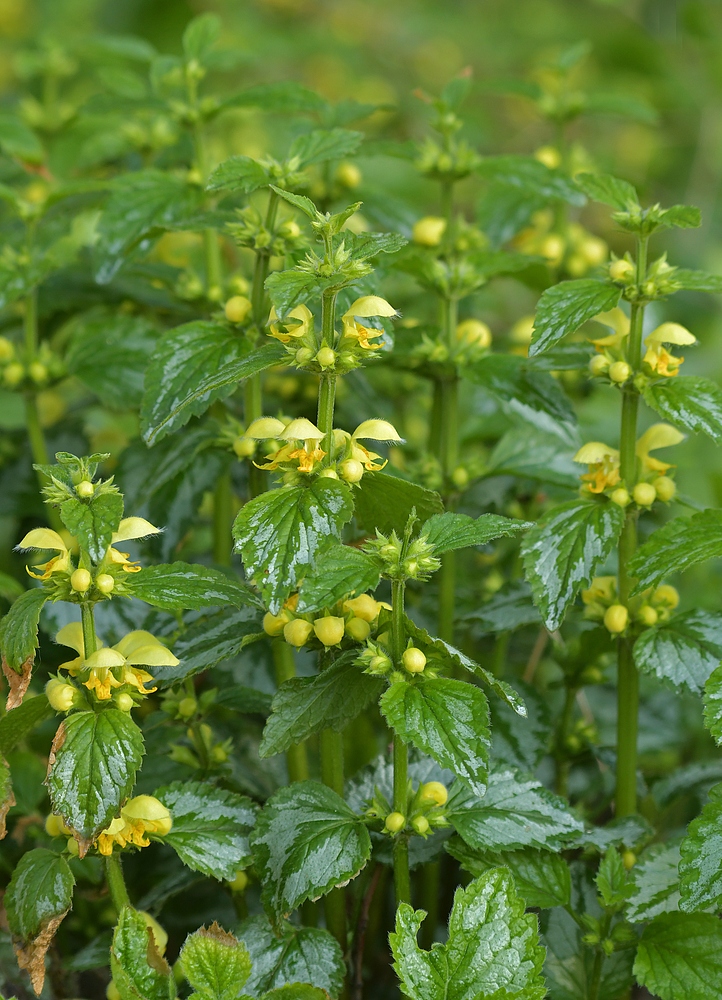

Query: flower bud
[340,459,364,483]
[264,610,290,636]
[637,605,658,627]
[652,476,676,502]
[412,216,446,247]
[534,145,561,169]
[313,616,345,646]
[343,594,380,622]
[633,482,656,507]
[74,480,94,499]
[385,811,406,834]
[335,162,362,188]
[609,361,631,384]
[225,295,252,324]
[411,815,430,835]
[456,319,491,349]
[96,574,115,594]
[0,336,14,361]
[610,488,630,507]
[622,850,636,870]
[28,361,47,385]
[319,468,338,479]
[115,693,134,712]
[295,347,314,365]
[46,678,76,712]
[316,347,336,368]
[653,584,679,609]
[419,781,448,806]
[283,619,313,647]
[540,233,565,264]
[233,437,256,458]
[228,869,248,892]
[3,362,25,387]
[609,259,635,283]
[70,568,92,593]
[451,466,469,489]
[402,647,426,673]
[604,604,628,634]
[45,814,71,837]
[589,354,610,377]
[67,836,79,856]
[178,697,197,718]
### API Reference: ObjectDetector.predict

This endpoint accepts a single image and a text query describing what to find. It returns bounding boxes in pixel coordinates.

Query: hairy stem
[437,294,459,643]
[80,602,97,657]
[319,653,348,955]
[391,578,411,904]
[555,685,576,798]
[272,642,309,782]
[213,472,233,566]
[105,854,130,913]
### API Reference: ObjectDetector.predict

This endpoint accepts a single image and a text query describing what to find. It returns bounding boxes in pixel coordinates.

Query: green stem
[319,652,348,955]
[105,854,130,913]
[419,860,440,949]
[80,602,97,657]
[614,235,648,818]
[192,120,222,295]
[251,191,280,328]
[390,578,411,904]
[212,472,233,566]
[588,913,612,1000]
[555,685,575,798]
[272,642,310,782]
[437,295,459,643]
[317,372,337,464]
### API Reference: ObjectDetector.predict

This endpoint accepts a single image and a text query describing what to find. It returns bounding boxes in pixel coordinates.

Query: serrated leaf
[486,427,580,487]
[476,154,585,206]
[490,681,550,773]
[142,323,285,445]
[129,562,260,611]
[643,376,722,443]
[342,230,407,261]
[238,915,344,998]
[353,472,443,537]
[466,582,541,633]
[111,906,175,1000]
[673,269,722,294]
[214,685,272,717]
[522,499,625,631]
[207,156,270,194]
[59,493,124,563]
[260,652,382,758]
[0,588,48,671]
[66,311,158,409]
[180,924,251,1000]
[634,610,722,694]
[295,542,379,613]
[289,128,363,167]
[269,185,318,220]
[250,780,371,922]
[233,480,353,614]
[160,607,263,682]
[584,91,658,124]
[446,768,583,851]
[660,205,702,230]
[634,912,722,1000]
[704,664,722,745]
[421,511,530,555]
[596,847,634,910]
[446,840,571,909]
[629,508,722,592]
[679,783,722,912]
[530,280,621,357]
[390,868,546,1000]
[265,270,320,314]
[627,843,681,921]
[0,694,54,756]
[47,709,144,847]
[575,172,639,210]
[542,906,634,1000]
[155,781,256,880]
[258,987,328,1000]
[380,677,490,796]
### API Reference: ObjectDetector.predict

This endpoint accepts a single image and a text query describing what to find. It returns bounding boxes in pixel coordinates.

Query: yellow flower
[581,576,617,606]
[574,442,621,494]
[268,304,313,343]
[589,308,630,351]
[642,323,694,379]
[96,795,172,856]
[17,528,71,579]
[636,423,684,474]
[341,296,398,352]
[108,518,161,574]
[257,418,326,474]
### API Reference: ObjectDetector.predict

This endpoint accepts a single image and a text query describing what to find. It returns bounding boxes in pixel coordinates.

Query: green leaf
[289,128,363,167]
[129,562,261,611]
[233,479,353,614]
[486,427,580,488]
[390,868,546,1000]
[634,610,722,694]
[353,472,443,537]
[446,768,583,851]
[0,113,44,162]
[467,582,541,633]
[627,843,681,921]
[342,230,407,260]
[634,913,722,1000]
[584,91,658,124]
[380,677,490,796]
[207,156,270,194]
[643,376,722,443]
[258,988,328,1000]
[476,154,585,206]
[260,653,382,759]
[595,847,634,910]
[0,694,54,756]
[704,664,722,744]
[0,572,24,603]
[66,311,158,409]
[214,685,272,717]
[111,906,175,1000]
[575,171,639,210]
[47,709,144,846]
[180,924,251,1000]
[530,279,621,357]
[264,269,320,315]
[421,511,531,554]
[155,781,257,880]
[446,840,571,909]
[59,493,125,563]
[679,783,722,912]
[228,82,325,114]
[522,499,625,631]
[238,915,344,998]
[162,607,264,682]
[269,185,318,220]
[0,588,48,671]
[660,205,702,230]
[490,681,550,772]
[295,542,379,613]
[673,269,722,294]
[542,907,634,1000]
[182,13,221,59]
[250,780,371,922]
[629,508,722,592]
[141,323,285,445]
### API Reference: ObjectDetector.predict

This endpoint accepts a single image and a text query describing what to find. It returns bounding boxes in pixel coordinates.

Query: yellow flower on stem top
[96,795,172,856]
[341,296,398,352]
[108,518,161,574]
[17,528,72,579]
[256,417,327,474]
[267,304,313,343]
[635,423,685,475]
[334,420,405,480]
[55,623,178,700]
[574,442,621,494]
[643,322,695,378]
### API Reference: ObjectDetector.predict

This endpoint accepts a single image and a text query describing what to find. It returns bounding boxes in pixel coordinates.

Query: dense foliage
[2,3,722,999]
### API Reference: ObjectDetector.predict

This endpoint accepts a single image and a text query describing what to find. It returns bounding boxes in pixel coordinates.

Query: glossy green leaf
[466,582,542,633]
[260,653,382,758]
[111,906,175,1000]
[446,768,583,851]
[66,311,158,409]
[446,840,571,909]
[486,427,580,487]
[522,499,625,631]
[257,987,328,1000]
[295,542,379,613]
[250,780,371,922]
[644,376,722,443]
[265,269,321,315]
[490,681,550,772]
[659,204,702,230]
[233,479,353,614]
[269,185,318,220]
[207,155,270,193]
[390,868,546,1000]
[529,279,621,357]
[289,128,363,167]
[0,694,54,756]
[129,562,261,611]
[380,677,490,796]
[674,268,722,294]
[353,472,443,537]
[627,843,681,921]
[238,915,344,998]
[59,492,124,563]
[0,588,48,671]
[704,664,722,744]
[596,847,634,910]
[160,607,264,682]
[634,610,722,693]
[421,511,531,555]
[141,323,285,445]
[180,925,251,1000]
[679,783,722,912]
[634,913,722,1000]
[630,508,722,592]
[575,171,639,209]
[155,781,257,880]
[47,709,144,845]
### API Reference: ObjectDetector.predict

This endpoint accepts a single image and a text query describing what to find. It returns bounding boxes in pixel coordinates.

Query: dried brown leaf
[2,655,33,710]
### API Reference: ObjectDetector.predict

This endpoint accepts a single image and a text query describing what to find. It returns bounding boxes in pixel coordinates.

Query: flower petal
[573,442,619,464]
[55,622,86,655]
[343,295,398,320]
[85,648,126,670]
[17,528,67,552]
[245,417,287,439]
[124,645,179,667]
[352,419,404,442]
[646,322,696,346]
[636,423,685,456]
[113,631,164,657]
[112,518,161,543]
[280,418,325,441]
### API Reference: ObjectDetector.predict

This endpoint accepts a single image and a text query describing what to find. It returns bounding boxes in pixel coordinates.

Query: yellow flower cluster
[96,795,172,856]
[264,591,390,650]
[582,577,679,635]
[588,311,695,385]
[574,424,683,506]
[513,206,607,276]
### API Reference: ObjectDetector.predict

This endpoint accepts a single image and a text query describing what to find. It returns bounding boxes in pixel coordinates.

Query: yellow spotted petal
[245,417,287,439]
[112,518,161,543]
[18,528,68,552]
[85,648,126,670]
[55,622,86,655]
[646,322,696,346]
[573,442,619,464]
[352,419,404,442]
[343,296,398,320]
[636,423,685,456]
[124,645,179,667]
[281,418,325,441]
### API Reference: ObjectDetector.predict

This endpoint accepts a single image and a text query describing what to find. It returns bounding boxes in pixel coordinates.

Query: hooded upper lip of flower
[337,419,405,471]
[573,441,621,493]
[18,518,161,578]
[341,296,398,351]
[636,423,685,473]
[267,304,313,343]
[108,517,162,573]
[96,794,172,855]
[589,308,630,351]
[253,417,327,473]
[643,322,695,378]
